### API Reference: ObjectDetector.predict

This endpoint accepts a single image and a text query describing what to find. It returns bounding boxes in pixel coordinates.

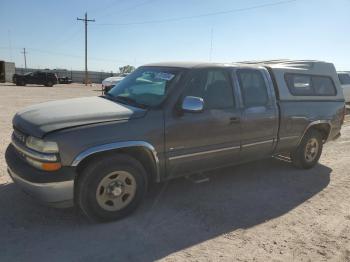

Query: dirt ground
[0,83,349,262]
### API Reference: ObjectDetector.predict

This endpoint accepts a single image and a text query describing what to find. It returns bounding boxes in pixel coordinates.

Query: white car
[338,72,350,103]
[102,76,124,93]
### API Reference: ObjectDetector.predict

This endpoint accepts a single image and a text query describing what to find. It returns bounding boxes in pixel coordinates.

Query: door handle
[230,117,241,123]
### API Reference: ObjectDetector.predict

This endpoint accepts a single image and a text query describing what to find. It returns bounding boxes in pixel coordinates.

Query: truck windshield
[107,67,181,107]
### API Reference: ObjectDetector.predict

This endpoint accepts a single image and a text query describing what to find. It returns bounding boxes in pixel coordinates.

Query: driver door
[165,68,241,177]
[28,72,39,84]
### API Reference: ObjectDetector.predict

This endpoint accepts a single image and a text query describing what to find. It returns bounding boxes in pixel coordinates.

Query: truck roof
[143,61,233,69]
[144,60,335,73]
[144,60,343,102]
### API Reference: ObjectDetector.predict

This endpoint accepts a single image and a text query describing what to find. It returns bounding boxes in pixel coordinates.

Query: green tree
[119,65,135,75]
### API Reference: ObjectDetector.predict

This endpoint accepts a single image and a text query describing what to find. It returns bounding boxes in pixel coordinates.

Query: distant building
[0,61,15,82]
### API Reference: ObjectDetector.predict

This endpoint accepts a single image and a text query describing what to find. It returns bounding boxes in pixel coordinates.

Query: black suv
[13,71,58,87]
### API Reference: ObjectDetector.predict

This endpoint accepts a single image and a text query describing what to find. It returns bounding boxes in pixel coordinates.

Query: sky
[0,0,349,72]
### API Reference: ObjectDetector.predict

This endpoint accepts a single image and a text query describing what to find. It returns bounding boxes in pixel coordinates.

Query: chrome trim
[279,136,299,141]
[11,137,58,162]
[8,168,74,206]
[71,141,161,182]
[241,139,274,148]
[168,145,240,161]
[298,120,332,145]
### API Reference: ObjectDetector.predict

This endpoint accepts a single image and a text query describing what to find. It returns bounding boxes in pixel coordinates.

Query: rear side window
[237,69,269,107]
[338,73,350,85]
[285,74,336,96]
[312,76,336,96]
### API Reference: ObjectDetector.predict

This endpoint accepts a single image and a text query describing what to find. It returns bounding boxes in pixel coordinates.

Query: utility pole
[77,12,95,86]
[8,30,13,61]
[21,48,27,70]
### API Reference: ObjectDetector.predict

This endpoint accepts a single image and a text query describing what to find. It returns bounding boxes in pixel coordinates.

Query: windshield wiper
[113,95,148,109]
[102,93,148,109]
[102,93,114,100]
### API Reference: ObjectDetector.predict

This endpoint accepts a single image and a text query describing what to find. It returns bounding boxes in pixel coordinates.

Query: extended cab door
[26,72,36,84]
[165,68,241,177]
[235,68,279,160]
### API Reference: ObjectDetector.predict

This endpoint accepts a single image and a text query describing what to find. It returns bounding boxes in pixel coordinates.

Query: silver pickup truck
[5,60,346,222]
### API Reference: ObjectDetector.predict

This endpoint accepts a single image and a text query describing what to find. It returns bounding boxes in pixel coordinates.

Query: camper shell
[238,60,344,101]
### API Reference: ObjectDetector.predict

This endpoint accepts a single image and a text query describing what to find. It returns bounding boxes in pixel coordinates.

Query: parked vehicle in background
[13,71,58,87]
[6,60,345,222]
[0,61,15,83]
[338,72,350,103]
[102,76,124,94]
[58,76,73,84]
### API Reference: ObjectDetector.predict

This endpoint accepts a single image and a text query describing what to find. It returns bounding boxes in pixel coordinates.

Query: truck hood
[13,96,146,138]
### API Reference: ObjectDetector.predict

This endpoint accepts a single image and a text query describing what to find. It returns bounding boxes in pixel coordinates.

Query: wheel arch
[299,120,332,145]
[72,141,161,183]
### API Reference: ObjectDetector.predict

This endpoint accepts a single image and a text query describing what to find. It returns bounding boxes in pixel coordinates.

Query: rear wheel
[45,81,53,87]
[76,154,148,222]
[291,129,323,169]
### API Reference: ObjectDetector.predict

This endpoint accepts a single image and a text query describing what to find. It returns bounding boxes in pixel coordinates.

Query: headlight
[26,136,59,153]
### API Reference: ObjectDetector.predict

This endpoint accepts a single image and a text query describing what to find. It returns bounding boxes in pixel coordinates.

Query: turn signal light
[26,157,62,171]
[41,162,62,171]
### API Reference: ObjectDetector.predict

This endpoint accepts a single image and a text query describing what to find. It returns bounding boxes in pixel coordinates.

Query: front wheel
[291,129,323,169]
[16,80,26,86]
[76,154,148,222]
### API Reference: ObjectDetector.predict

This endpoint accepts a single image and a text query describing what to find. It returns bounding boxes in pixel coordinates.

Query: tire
[45,81,53,87]
[76,154,148,222]
[16,80,25,86]
[291,129,323,169]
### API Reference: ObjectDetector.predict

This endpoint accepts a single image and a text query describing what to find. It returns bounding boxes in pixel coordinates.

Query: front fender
[71,141,161,182]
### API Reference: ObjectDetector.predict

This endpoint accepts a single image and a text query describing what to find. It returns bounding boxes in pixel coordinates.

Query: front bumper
[8,168,74,208]
[5,144,75,208]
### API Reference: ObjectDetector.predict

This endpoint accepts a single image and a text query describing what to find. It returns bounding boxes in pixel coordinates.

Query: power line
[93,0,157,19]
[77,12,95,86]
[29,48,131,63]
[94,0,298,26]
[49,25,82,51]
[0,46,136,64]
[7,30,13,61]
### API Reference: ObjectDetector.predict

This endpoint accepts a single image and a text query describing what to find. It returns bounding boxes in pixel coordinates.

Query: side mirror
[181,96,204,113]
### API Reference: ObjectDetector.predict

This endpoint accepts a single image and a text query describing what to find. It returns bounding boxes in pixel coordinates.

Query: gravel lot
[0,83,349,262]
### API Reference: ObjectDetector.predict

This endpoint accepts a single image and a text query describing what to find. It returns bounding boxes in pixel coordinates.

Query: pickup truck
[338,71,350,103]
[102,76,124,94]
[5,60,346,222]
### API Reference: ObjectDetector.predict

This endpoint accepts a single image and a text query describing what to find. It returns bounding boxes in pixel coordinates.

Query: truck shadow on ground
[0,158,331,262]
